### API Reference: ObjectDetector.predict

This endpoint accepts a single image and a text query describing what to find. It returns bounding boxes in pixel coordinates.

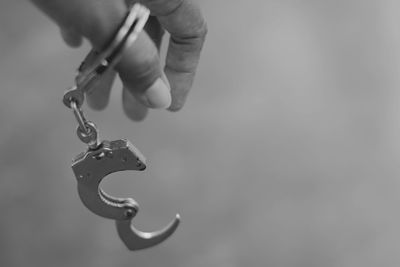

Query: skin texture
[31,0,207,120]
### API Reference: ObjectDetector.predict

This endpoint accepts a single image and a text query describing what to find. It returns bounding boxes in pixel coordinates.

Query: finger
[127,1,165,50]
[142,0,207,111]
[120,14,168,110]
[86,69,116,110]
[122,87,149,121]
[116,31,171,109]
[59,27,83,47]
[144,16,165,50]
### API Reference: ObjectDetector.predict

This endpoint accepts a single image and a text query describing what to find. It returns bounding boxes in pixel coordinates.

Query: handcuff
[62,3,180,251]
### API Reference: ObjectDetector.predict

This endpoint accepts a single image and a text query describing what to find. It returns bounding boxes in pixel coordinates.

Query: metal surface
[72,139,180,249]
[72,139,146,220]
[116,214,180,251]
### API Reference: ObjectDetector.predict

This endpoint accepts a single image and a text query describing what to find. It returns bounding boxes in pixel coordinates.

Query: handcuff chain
[70,101,88,134]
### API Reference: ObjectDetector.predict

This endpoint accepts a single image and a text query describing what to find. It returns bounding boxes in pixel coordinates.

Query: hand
[31,0,207,121]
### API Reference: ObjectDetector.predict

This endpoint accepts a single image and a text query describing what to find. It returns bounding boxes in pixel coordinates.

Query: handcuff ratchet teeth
[62,3,180,251]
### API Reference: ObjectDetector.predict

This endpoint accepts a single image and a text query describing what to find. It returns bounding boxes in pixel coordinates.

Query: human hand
[31,0,207,120]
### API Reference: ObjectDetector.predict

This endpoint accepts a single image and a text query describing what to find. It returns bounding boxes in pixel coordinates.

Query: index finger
[141,0,207,111]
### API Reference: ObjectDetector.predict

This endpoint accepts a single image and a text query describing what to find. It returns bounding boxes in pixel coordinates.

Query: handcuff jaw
[72,139,146,220]
[116,214,181,251]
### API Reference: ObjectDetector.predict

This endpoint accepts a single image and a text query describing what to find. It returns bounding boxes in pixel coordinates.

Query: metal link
[76,121,99,149]
[70,101,89,135]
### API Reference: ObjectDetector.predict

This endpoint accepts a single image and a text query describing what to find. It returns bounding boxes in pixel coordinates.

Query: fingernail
[142,78,171,109]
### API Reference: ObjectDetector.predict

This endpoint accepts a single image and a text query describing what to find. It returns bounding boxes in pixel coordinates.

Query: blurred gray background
[1,1,400,266]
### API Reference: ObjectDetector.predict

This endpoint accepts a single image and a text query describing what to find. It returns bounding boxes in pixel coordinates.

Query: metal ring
[63,85,85,108]
[76,121,99,149]
[75,4,150,92]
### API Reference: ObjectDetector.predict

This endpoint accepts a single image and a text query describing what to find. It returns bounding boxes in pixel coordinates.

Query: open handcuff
[62,4,180,251]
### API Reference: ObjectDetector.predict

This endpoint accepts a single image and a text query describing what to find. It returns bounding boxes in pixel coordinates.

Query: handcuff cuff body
[62,3,180,251]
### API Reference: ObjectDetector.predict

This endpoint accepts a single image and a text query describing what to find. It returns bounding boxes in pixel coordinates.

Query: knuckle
[142,0,184,16]
[184,18,208,44]
[171,21,207,48]
[196,21,208,41]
